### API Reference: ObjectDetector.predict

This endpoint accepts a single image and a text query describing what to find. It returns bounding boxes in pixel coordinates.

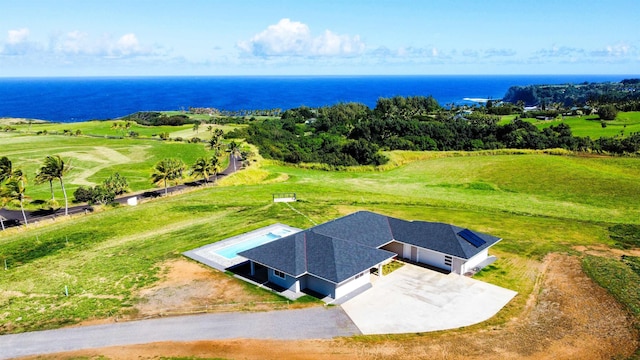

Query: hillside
[502,79,640,107]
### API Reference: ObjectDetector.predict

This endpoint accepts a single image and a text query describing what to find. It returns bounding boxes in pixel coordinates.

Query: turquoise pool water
[215,228,293,259]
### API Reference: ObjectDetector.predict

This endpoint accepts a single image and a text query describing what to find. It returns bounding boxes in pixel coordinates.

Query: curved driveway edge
[0,307,359,360]
[341,263,517,334]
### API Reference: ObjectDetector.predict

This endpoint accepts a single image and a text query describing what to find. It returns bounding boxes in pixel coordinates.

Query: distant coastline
[0,75,635,122]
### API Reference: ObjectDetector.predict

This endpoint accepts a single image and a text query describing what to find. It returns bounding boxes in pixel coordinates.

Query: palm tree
[35,166,56,203]
[227,141,241,172]
[151,158,185,195]
[0,156,15,230]
[4,171,28,226]
[0,156,13,183]
[40,155,70,215]
[210,153,222,183]
[192,121,201,135]
[0,191,8,230]
[208,129,224,152]
[190,157,213,184]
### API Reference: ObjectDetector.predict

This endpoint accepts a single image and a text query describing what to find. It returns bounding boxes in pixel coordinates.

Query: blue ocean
[0,75,633,123]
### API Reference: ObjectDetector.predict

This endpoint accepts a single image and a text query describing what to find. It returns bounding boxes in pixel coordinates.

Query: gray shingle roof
[312,211,394,248]
[239,211,501,283]
[239,230,396,283]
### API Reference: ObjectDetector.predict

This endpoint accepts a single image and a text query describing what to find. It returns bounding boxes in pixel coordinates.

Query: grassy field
[520,111,640,138]
[0,131,225,204]
[1,128,640,334]
[3,119,243,140]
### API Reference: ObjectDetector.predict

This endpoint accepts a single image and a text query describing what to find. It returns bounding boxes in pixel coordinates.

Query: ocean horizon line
[1,74,638,80]
[1,74,636,122]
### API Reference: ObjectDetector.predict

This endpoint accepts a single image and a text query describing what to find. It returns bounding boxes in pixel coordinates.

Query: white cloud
[50,31,153,58]
[238,18,365,57]
[114,33,142,56]
[55,31,91,54]
[2,28,39,55]
[7,28,29,44]
[483,48,516,58]
[591,43,631,57]
[535,45,585,58]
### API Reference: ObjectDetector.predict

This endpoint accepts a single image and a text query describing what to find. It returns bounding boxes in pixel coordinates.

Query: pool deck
[183,223,302,271]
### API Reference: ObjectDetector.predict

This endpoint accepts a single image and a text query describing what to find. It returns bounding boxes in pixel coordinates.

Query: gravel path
[0,307,359,359]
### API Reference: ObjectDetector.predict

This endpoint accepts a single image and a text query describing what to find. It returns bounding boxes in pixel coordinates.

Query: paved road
[0,155,243,229]
[0,307,360,359]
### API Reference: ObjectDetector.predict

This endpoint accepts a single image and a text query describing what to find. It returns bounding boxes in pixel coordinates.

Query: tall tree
[4,171,28,226]
[0,188,9,230]
[210,153,222,183]
[0,156,13,183]
[208,129,225,152]
[151,158,185,195]
[35,164,56,203]
[40,155,71,215]
[0,156,15,230]
[227,141,241,172]
[190,157,213,184]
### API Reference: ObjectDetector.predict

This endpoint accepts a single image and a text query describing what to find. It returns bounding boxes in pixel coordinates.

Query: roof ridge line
[303,232,309,273]
[450,224,472,258]
[385,215,395,241]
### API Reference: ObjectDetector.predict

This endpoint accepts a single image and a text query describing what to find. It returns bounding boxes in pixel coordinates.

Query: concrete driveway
[341,263,517,334]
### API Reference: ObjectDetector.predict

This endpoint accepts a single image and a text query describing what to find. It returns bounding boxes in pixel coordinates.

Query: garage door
[418,248,449,270]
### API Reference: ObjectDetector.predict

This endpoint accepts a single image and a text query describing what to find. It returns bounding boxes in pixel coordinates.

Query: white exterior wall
[417,247,449,270]
[451,257,465,275]
[460,249,489,274]
[334,271,370,299]
[305,275,337,298]
[268,269,300,292]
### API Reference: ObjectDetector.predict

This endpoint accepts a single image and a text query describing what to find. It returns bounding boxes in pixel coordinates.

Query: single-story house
[239,211,502,300]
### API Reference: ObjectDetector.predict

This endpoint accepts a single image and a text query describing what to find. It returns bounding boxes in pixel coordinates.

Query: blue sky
[1,0,638,76]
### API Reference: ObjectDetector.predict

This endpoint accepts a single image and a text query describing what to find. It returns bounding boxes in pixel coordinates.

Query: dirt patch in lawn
[574,244,640,258]
[34,253,638,360]
[131,258,287,316]
[74,258,306,327]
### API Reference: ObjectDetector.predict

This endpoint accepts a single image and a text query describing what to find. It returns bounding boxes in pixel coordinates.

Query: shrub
[73,186,94,203]
[598,105,618,120]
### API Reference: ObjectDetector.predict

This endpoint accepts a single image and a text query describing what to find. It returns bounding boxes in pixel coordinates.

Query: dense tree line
[503,79,640,107]
[122,112,193,126]
[227,95,640,167]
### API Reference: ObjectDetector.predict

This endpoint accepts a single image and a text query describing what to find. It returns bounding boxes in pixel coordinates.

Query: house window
[273,269,286,279]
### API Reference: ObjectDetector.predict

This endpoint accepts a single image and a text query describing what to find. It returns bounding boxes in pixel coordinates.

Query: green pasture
[8,119,242,140]
[1,139,640,333]
[0,132,212,204]
[522,111,640,138]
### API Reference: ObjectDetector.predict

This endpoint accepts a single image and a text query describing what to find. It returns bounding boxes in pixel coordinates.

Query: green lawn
[9,119,243,140]
[1,141,639,333]
[0,132,213,203]
[523,111,640,138]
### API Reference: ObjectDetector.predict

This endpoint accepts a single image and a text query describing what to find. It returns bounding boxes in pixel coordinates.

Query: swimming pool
[215,227,294,259]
